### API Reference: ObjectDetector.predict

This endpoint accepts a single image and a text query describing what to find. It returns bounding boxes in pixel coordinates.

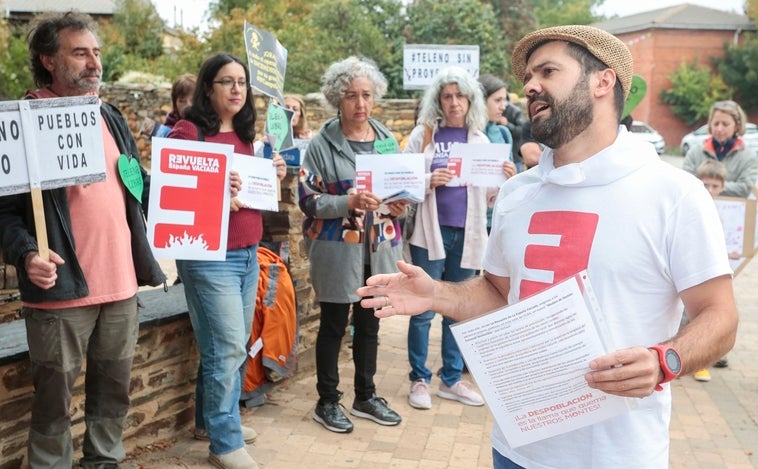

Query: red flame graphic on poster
[153,147,227,250]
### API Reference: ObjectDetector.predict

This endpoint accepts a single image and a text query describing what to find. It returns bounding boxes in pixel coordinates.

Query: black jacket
[0,100,166,303]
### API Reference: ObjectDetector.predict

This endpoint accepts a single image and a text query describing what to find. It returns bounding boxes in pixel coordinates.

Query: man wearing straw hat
[357,25,737,468]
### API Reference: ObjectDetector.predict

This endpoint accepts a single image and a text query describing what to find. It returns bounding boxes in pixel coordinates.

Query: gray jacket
[683,138,758,197]
[298,117,403,303]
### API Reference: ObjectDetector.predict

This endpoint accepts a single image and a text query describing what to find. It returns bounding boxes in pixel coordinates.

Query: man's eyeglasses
[213,79,248,90]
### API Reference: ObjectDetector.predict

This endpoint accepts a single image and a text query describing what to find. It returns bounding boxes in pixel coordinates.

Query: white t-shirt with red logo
[484,128,731,468]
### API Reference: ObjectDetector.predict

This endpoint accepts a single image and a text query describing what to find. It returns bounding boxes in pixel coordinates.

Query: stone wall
[0,288,197,468]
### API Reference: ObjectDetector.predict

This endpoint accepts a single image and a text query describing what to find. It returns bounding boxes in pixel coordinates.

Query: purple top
[431,127,468,227]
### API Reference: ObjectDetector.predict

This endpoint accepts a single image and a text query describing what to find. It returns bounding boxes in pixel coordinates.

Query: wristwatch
[649,344,682,391]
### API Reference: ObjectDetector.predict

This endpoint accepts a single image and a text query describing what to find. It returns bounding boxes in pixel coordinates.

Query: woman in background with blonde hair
[683,100,758,197]
[284,93,313,139]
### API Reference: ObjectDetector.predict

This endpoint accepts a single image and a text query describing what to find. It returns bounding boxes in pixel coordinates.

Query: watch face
[664,349,682,374]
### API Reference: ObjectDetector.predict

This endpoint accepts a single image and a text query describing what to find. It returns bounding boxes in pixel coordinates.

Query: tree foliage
[529,0,603,27]
[0,19,34,100]
[715,36,758,111]
[108,0,165,59]
[308,0,397,94]
[405,0,508,87]
[660,60,732,125]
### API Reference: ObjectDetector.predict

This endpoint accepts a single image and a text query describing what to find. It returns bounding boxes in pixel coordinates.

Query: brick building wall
[620,28,758,149]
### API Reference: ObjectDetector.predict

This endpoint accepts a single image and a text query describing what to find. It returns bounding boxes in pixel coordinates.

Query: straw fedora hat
[511,25,633,99]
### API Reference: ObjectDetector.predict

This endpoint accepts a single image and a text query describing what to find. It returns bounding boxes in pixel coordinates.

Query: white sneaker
[437,380,484,406]
[209,447,259,469]
[195,425,258,444]
[409,379,432,409]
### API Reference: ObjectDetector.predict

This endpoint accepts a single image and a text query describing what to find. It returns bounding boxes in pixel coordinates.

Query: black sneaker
[714,357,729,368]
[313,400,354,433]
[350,395,402,426]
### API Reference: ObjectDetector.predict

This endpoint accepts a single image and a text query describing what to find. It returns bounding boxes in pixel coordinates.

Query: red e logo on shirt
[520,211,599,299]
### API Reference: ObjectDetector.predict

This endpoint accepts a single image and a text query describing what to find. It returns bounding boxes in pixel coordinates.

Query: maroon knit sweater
[168,120,263,249]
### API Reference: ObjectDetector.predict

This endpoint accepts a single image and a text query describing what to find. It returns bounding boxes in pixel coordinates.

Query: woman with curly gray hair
[404,66,491,411]
[299,56,407,433]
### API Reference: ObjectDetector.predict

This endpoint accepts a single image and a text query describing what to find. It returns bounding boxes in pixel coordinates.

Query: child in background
[165,73,197,128]
[691,159,732,381]
[697,159,728,198]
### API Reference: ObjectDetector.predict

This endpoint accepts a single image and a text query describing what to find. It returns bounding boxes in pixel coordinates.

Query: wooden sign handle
[273,151,282,202]
[30,188,50,261]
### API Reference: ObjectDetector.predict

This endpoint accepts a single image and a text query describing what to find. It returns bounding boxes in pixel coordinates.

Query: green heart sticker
[266,103,290,152]
[117,154,144,202]
[622,75,647,118]
[373,138,397,155]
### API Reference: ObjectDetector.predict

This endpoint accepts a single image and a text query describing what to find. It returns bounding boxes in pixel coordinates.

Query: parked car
[680,122,758,155]
[630,121,665,155]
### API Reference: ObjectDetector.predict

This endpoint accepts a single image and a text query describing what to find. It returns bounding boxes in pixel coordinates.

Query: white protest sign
[403,44,480,90]
[1,96,105,261]
[147,137,233,261]
[0,96,105,196]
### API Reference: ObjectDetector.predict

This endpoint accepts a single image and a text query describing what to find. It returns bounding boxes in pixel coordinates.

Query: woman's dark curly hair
[184,53,256,143]
[27,11,98,88]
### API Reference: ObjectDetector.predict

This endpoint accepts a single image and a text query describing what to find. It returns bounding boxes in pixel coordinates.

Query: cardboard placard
[714,196,757,259]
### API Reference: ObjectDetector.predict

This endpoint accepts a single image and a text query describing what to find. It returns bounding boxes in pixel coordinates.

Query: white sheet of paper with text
[450,272,633,448]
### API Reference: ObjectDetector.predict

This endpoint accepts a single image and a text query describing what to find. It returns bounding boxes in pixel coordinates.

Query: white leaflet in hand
[450,271,634,448]
[447,142,511,187]
[232,153,279,212]
[355,153,425,202]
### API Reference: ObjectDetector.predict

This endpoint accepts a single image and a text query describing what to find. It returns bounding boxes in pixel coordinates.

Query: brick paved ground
[124,256,757,468]
[125,156,757,468]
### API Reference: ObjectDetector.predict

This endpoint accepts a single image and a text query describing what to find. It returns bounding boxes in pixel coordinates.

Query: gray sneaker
[350,395,402,426]
[313,400,354,433]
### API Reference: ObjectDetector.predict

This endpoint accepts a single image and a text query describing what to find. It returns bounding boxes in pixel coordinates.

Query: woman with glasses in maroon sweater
[168,52,285,469]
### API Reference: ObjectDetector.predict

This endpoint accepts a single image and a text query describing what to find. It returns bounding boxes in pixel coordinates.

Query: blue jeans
[493,449,526,469]
[177,245,259,455]
[408,226,475,387]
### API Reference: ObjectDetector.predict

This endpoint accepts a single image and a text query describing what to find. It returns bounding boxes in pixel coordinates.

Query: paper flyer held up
[232,153,279,212]
[450,272,633,448]
[354,153,425,204]
[446,142,511,187]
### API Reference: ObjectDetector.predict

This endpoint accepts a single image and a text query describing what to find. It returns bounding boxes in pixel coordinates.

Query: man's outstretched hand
[357,260,435,318]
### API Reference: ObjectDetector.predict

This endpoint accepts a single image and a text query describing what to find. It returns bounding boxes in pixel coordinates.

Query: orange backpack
[241,246,298,406]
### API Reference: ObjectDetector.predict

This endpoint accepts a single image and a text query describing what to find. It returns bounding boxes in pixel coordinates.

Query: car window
[631,124,650,133]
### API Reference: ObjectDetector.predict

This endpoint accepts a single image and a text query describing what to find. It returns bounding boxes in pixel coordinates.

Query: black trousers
[316,267,379,403]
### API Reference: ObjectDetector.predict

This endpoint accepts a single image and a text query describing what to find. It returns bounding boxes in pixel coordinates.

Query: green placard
[374,138,397,155]
[117,154,143,202]
[623,75,647,118]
